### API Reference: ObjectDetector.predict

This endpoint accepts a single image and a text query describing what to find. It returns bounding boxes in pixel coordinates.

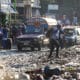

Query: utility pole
[0,0,1,23]
[13,0,17,22]
[8,0,11,27]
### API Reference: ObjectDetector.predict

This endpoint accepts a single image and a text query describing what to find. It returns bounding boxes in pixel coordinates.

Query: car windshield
[64,29,75,36]
[25,26,43,34]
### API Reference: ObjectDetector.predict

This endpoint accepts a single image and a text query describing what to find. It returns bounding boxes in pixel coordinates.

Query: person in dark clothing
[46,26,60,58]
[49,38,60,58]
[2,25,9,49]
[11,25,18,44]
[0,24,3,48]
[57,24,64,49]
[21,23,26,34]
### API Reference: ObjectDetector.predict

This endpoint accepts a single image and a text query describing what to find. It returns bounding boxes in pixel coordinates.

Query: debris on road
[0,45,80,79]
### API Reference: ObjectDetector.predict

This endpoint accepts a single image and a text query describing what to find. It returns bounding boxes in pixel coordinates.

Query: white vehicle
[63,26,80,45]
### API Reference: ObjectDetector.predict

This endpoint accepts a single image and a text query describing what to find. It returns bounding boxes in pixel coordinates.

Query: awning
[42,17,58,26]
[0,4,18,14]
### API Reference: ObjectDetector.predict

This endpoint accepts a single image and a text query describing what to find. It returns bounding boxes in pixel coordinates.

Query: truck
[16,17,57,51]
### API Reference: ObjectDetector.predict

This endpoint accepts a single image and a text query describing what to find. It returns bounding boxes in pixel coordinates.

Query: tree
[1,14,7,25]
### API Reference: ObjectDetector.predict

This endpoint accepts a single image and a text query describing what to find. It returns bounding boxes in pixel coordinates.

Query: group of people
[46,24,64,58]
[58,14,78,26]
[0,23,26,49]
[0,22,64,58]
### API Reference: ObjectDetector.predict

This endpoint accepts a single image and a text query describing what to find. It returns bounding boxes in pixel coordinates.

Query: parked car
[63,26,80,46]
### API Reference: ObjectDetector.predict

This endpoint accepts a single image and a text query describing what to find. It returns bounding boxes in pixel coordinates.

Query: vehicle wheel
[17,45,22,51]
[38,46,41,51]
[31,47,34,51]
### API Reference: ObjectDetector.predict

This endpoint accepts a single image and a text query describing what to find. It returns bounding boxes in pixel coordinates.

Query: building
[0,0,17,24]
[11,0,41,19]
[47,0,80,20]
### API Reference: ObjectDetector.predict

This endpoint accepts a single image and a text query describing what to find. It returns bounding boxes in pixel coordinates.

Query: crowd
[0,14,78,53]
[0,19,76,57]
[58,14,78,26]
[0,23,26,49]
[0,15,79,79]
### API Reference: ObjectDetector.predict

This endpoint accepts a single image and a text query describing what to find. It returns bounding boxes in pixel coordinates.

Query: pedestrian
[47,26,60,58]
[0,24,3,48]
[72,16,78,26]
[61,15,70,26]
[57,24,64,49]
[21,23,26,34]
[2,25,9,49]
[11,24,17,44]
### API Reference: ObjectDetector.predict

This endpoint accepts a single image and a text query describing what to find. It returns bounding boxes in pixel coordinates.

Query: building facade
[11,0,41,19]
[0,0,16,24]
[47,0,80,20]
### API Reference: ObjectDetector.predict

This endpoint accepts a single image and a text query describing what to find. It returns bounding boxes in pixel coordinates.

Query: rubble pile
[0,46,80,79]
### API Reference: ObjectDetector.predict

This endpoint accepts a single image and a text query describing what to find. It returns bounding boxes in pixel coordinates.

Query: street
[0,45,80,79]
[0,0,80,79]
[0,45,80,71]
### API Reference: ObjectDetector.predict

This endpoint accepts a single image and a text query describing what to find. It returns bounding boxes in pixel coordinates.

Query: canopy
[26,17,57,26]
[0,4,17,14]
[42,17,57,26]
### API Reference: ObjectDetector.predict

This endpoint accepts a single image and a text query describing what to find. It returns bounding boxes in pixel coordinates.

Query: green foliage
[1,14,7,25]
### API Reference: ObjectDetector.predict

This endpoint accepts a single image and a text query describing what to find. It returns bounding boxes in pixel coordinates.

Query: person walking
[61,15,70,26]
[11,25,17,44]
[47,26,60,58]
[21,23,26,34]
[57,24,64,49]
[2,25,9,49]
[72,16,78,26]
